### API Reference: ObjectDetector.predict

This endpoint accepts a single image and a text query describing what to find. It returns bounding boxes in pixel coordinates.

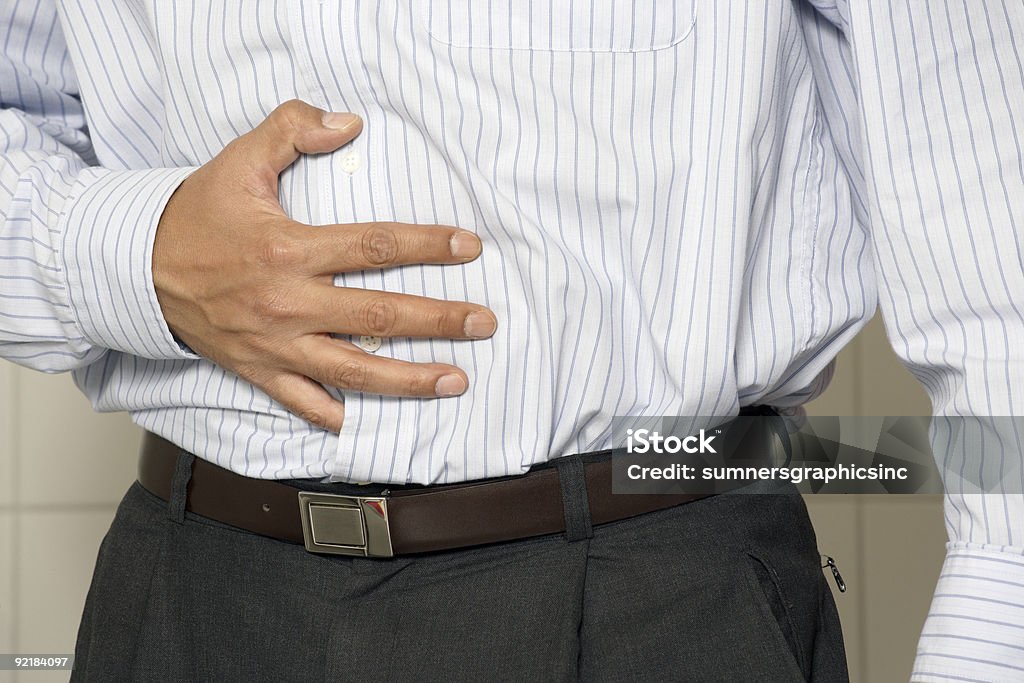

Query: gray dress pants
[71,448,849,682]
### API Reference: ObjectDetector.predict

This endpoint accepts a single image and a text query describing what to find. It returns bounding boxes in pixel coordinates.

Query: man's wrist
[60,166,202,360]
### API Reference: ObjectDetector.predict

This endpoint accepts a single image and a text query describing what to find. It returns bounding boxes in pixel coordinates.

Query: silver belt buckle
[297,491,394,557]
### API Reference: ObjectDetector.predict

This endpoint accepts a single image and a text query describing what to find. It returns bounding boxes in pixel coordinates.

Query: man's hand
[152,100,496,432]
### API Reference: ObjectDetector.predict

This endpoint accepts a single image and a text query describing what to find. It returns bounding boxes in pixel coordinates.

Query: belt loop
[168,450,195,525]
[555,454,593,542]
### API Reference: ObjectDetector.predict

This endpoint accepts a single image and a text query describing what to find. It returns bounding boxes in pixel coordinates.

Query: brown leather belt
[138,419,773,557]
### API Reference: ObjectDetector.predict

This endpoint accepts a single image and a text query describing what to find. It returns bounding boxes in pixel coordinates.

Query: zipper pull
[821,554,847,593]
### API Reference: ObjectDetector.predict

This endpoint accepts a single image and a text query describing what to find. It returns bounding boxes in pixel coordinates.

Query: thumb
[239,99,363,179]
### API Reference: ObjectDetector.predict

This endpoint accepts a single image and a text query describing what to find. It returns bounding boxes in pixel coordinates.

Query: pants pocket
[740,548,851,683]
[745,550,809,679]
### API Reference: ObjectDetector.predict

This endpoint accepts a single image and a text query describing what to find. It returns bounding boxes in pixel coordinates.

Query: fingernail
[449,231,482,259]
[464,311,497,338]
[322,111,360,131]
[435,374,467,397]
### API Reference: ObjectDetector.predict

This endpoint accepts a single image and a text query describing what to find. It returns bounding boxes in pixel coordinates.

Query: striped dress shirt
[2,1,1023,679]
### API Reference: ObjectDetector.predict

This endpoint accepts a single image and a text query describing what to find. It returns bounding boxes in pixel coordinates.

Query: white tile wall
[1,365,137,683]
[0,513,14,683]
[860,496,947,682]
[0,314,943,682]
[16,372,139,507]
[1,361,19,683]
[0,363,16,508]
[15,511,115,683]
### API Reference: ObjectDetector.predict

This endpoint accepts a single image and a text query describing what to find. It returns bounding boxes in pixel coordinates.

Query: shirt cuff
[913,544,1024,682]
[59,166,200,360]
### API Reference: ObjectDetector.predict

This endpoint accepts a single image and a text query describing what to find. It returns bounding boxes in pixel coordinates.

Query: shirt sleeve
[0,0,198,372]
[804,1,1024,680]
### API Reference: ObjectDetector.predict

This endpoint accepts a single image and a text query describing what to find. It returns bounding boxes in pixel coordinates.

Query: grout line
[0,503,119,513]
[855,496,868,682]
[853,329,868,682]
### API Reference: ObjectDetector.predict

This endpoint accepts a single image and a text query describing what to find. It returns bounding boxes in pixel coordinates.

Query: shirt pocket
[422,0,696,53]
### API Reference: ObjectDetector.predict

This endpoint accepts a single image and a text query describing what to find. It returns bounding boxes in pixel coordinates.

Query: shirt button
[341,151,361,175]
[358,335,382,353]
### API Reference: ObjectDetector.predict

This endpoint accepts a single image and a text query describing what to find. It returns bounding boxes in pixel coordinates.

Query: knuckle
[253,234,306,269]
[278,98,305,113]
[328,359,367,392]
[295,405,326,428]
[360,226,399,266]
[428,307,458,336]
[252,287,295,321]
[404,372,432,396]
[274,99,306,124]
[361,297,397,336]
[266,99,313,141]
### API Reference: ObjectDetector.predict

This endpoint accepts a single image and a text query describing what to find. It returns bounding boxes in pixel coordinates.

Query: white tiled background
[0,315,940,682]
[0,362,139,683]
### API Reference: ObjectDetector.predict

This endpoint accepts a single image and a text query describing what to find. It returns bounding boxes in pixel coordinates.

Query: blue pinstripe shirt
[2,1,1023,679]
